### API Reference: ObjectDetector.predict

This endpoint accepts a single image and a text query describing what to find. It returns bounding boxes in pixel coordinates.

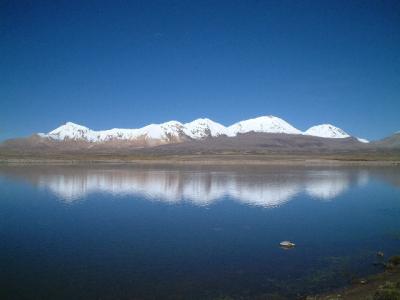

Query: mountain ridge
[37,115,362,143]
[2,115,399,157]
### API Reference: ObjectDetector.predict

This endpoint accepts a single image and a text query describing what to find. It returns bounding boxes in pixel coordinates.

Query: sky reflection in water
[0,165,400,299]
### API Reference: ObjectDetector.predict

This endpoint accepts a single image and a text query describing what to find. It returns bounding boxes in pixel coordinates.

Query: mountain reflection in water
[1,166,389,207]
[1,165,400,299]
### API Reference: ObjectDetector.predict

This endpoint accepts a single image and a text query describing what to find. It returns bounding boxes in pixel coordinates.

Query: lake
[0,165,399,299]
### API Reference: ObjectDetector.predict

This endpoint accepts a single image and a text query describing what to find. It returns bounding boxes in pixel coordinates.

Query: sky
[1,0,399,141]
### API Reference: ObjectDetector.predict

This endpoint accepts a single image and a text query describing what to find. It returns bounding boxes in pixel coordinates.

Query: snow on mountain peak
[65,121,85,127]
[304,124,350,139]
[47,122,94,141]
[44,120,187,143]
[356,137,369,143]
[54,122,89,131]
[139,121,184,140]
[227,115,302,136]
[40,116,366,143]
[184,118,228,138]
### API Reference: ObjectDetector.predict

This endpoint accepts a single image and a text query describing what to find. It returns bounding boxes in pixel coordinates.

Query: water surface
[0,165,399,299]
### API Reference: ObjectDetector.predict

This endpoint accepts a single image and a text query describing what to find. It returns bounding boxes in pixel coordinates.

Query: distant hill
[373,133,400,149]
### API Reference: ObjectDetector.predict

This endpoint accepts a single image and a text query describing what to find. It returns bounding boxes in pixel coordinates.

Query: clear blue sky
[1,0,399,141]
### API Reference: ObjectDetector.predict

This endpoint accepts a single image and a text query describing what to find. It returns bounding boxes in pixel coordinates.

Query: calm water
[0,165,400,299]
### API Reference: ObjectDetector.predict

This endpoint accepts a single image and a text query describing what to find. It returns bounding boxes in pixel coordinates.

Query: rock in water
[280,241,296,248]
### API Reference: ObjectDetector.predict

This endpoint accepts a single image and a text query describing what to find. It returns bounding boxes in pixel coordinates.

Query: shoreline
[0,160,400,167]
[1,153,400,167]
[310,256,400,299]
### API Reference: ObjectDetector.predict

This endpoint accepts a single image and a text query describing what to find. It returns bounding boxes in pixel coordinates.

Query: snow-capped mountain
[304,124,350,139]
[45,122,95,141]
[100,121,185,142]
[183,118,228,139]
[38,116,367,144]
[42,121,186,143]
[227,116,302,136]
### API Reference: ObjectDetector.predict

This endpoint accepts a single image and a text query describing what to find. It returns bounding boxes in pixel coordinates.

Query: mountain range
[1,115,399,156]
[38,115,361,143]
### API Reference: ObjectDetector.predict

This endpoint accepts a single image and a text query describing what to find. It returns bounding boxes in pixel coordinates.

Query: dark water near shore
[0,165,400,299]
